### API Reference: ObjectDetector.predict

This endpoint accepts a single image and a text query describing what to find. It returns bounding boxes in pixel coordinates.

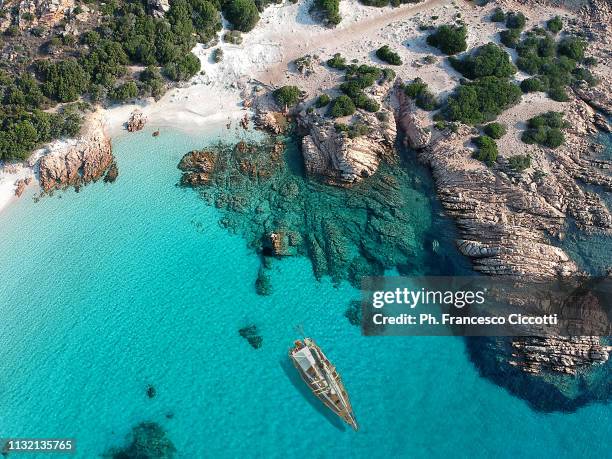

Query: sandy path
[258,0,455,83]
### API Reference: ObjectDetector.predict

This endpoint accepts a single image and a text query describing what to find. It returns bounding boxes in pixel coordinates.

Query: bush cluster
[472,135,498,166]
[312,0,341,26]
[514,32,594,101]
[316,93,331,108]
[491,7,505,22]
[327,53,347,70]
[445,76,522,125]
[521,111,567,148]
[508,154,531,171]
[273,86,301,108]
[546,16,563,34]
[404,78,439,111]
[449,43,517,79]
[224,0,260,32]
[0,0,282,163]
[506,12,526,30]
[329,95,356,117]
[483,122,507,139]
[426,24,468,55]
[376,45,402,65]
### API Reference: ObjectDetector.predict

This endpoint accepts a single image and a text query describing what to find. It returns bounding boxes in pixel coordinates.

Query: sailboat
[289,338,358,430]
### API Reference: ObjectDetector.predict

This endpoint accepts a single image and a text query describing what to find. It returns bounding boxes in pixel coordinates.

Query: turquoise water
[0,128,610,458]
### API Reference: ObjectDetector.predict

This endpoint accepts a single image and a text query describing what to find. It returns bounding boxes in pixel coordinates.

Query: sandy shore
[0,0,580,213]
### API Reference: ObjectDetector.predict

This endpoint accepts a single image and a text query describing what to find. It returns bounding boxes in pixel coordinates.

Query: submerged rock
[178,138,432,287]
[239,325,263,349]
[104,161,119,183]
[255,268,272,296]
[103,422,176,459]
[146,385,156,399]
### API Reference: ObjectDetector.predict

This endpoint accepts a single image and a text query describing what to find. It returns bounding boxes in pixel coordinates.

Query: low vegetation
[273,86,301,108]
[426,24,468,55]
[508,154,531,171]
[329,95,356,118]
[445,76,522,125]
[404,78,439,111]
[472,135,498,166]
[491,7,505,22]
[514,32,596,101]
[483,122,507,139]
[376,45,402,65]
[449,43,517,79]
[311,0,341,26]
[0,0,280,163]
[521,111,567,148]
[223,0,260,32]
[316,94,331,108]
[546,16,563,34]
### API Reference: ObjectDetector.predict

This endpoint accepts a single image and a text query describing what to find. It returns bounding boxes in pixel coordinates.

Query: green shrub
[522,112,566,148]
[547,85,569,102]
[499,28,521,48]
[224,0,260,32]
[327,53,347,69]
[376,45,402,65]
[472,135,498,166]
[426,24,468,55]
[110,81,138,102]
[273,85,301,107]
[519,77,544,93]
[572,67,598,86]
[508,154,531,171]
[583,56,597,67]
[163,53,201,81]
[445,76,522,125]
[404,78,438,111]
[449,43,516,79]
[404,78,428,98]
[35,59,90,103]
[316,93,331,107]
[329,95,356,117]
[546,16,562,34]
[506,12,526,30]
[483,122,507,139]
[491,7,505,22]
[557,37,586,61]
[344,64,382,88]
[313,0,341,26]
[381,68,396,82]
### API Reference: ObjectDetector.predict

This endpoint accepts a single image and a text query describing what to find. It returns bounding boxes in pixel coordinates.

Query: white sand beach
[0,0,578,212]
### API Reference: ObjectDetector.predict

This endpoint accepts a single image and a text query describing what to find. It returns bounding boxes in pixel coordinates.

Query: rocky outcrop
[147,0,170,18]
[394,85,431,150]
[126,111,147,132]
[510,336,612,375]
[177,149,217,186]
[297,110,397,186]
[1,0,75,31]
[14,177,32,197]
[254,110,288,134]
[38,113,115,192]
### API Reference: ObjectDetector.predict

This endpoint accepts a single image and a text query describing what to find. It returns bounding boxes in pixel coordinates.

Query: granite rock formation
[127,110,147,132]
[38,112,115,192]
[297,110,397,186]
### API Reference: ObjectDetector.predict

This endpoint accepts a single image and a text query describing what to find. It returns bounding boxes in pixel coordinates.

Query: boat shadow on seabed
[279,359,347,432]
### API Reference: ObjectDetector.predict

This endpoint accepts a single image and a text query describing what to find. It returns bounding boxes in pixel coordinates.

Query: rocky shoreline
[38,112,117,193]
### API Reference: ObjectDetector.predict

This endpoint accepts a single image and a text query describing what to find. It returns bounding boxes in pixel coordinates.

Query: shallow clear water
[0,128,610,458]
